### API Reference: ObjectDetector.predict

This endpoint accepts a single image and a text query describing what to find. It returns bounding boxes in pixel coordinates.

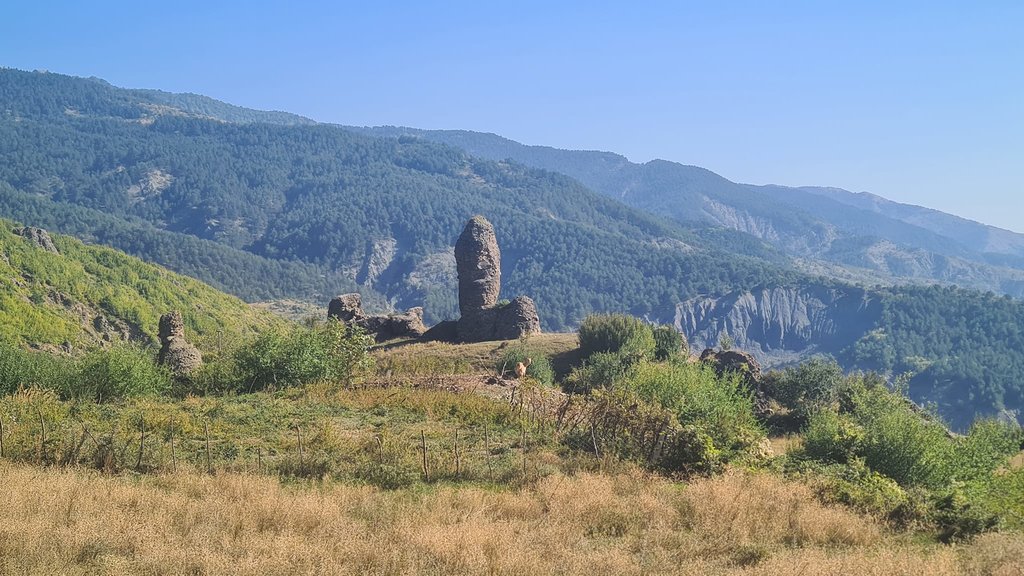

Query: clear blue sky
[3,1,1022,231]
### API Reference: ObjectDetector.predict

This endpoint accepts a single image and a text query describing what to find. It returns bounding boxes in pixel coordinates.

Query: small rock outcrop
[327,293,426,342]
[699,348,763,385]
[157,311,203,377]
[700,347,769,415]
[454,216,541,342]
[13,226,58,254]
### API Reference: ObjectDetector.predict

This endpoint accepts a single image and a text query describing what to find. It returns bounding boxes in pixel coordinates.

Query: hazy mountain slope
[799,187,1024,260]
[0,219,278,350]
[358,127,1024,296]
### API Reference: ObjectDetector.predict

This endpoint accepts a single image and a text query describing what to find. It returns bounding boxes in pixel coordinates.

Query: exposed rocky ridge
[13,226,58,253]
[676,285,880,367]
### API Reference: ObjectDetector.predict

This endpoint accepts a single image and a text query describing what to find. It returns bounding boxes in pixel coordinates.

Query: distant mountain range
[2,66,1024,430]
[352,127,1024,297]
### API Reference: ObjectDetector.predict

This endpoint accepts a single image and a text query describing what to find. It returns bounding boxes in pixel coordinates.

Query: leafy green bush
[769,357,845,422]
[847,384,956,488]
[951,420,1023,483]
[69,344,171,402]
[621,361,763,457]
[231,321,373,392]
[660,424,724,476]
[562,351,634,394]
[652,325,687,361]
[932,482,1000,542]
[496,341,554,385]
[0,339,73,397]
[802,409,863,464]
[577,314,655,361]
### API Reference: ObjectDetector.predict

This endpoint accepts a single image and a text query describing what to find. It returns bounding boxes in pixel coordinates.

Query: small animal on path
[514,357,532,378]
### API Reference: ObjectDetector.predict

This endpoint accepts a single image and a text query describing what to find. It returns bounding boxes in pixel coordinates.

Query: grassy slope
[0,338,1022,574]
[0,219,280,349]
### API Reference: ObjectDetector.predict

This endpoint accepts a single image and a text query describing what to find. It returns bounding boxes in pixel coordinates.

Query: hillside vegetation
[363,126,1024,296]
[1,312,1022,574]
[0,219,278,349]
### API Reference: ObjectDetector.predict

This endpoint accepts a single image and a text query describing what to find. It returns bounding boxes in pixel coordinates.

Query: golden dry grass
[1,462,1011,576]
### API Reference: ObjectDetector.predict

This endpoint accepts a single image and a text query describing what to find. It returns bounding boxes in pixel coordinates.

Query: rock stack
[157,311,203,377]
[454,216,540,342]
[327,293,426,342]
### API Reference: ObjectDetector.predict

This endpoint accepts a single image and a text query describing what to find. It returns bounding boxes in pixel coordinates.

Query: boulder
[700,347,768,415]
[493,296,541,341]
[328,293,426,342]
[13,226,58,254]
[157,311,202,377]
[699,348,762,384]
[327,293,363,323]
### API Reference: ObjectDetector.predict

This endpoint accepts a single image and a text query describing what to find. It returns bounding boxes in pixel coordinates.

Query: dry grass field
[0,462,1021,575]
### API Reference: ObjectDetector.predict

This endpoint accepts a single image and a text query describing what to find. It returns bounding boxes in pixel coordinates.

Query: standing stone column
[454,216,541,342]
[455,216,501,341]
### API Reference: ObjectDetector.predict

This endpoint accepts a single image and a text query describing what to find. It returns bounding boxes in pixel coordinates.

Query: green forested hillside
[0,68,793,329]
[847,285,1024,429]
[0,219,279,349]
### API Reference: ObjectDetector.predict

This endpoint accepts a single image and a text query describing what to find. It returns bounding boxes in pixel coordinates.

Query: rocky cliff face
[675,285,881,366]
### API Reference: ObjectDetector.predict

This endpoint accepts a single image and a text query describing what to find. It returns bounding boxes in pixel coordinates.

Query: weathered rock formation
[157,311,202,377]
[328,293,426,342]
[699,348,762,385]
[454,216,541,342]
[13,226,58,254]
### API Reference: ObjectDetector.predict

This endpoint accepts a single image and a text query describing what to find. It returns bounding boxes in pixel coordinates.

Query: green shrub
[660,424,724,476]
[562,351,633,394]
[232,321,373,392]
[951,419,1023,483]
[0,339,73,396]
[838,378,955,488]
[577,314,655,361]
[932,482,999,542]
[622,361,763,456]
[769,357,845,421]
[652,325,687,361]
[799,459,927,526]
[69,344,171,402]
[802,409,864,464]
[496,341,554,385]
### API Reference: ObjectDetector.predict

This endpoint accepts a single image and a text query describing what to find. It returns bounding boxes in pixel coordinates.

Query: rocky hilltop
[675,285,880,366]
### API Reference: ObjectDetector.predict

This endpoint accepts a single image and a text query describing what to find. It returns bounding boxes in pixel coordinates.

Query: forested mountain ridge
[355,127,1024,296]
[0,68,795,330]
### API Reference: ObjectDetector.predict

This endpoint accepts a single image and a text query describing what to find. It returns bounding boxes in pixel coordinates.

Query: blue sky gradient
[3,1,1022,231]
